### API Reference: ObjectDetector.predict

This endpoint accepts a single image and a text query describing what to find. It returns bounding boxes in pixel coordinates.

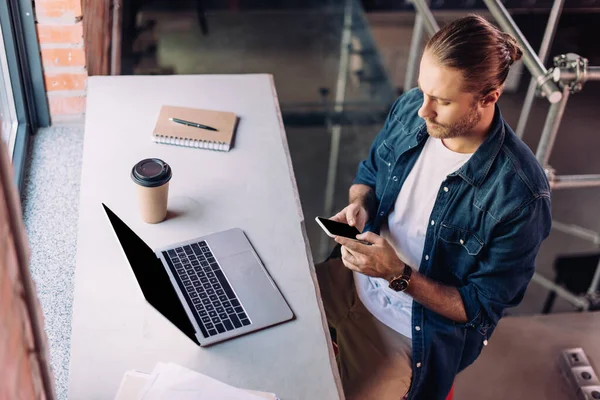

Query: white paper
[140,362,269,400]
[114,371,151,400]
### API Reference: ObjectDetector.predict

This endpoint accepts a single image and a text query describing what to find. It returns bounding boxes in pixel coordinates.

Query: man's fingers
[346,204,360,226]
[341,246,353,262]
[341,245,349,259]
[335,236,367,252]
[347,212,356,226]
[330,211,345,223]
[341,243,368,274]
[340,256,361,273]
[356,231,382,245]
[342,246,361,263]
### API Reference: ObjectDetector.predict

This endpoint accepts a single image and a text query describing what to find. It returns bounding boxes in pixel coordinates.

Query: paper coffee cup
[131,158,172,224]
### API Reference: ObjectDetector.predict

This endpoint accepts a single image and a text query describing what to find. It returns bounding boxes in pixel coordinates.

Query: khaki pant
[316,257,413,400]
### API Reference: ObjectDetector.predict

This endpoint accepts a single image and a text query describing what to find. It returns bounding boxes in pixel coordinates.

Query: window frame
[0,0,50,191]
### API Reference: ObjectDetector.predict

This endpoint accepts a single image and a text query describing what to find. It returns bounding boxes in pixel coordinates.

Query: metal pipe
[516,0,564,138]
[410,0,440,37]
[557,66,600,82]
[516,80,538,139]
[110,0,122,75]
[321,0,353,259]
[584,65,600,80]
[404,13,425,93]
[588,258,600,296]
[551,220,600,245]
[531,272,590,310]
[550,174,600,190]
[535,85,570,165]
[483,0,562,103]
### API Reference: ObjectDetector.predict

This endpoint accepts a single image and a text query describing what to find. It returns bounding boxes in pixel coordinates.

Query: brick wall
[0,141,52,397]
[35,0,87,122]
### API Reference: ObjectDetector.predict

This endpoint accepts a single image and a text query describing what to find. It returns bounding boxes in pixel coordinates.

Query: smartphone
[315,217,371,245]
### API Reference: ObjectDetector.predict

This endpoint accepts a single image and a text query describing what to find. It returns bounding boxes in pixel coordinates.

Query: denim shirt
[352,88,552,399]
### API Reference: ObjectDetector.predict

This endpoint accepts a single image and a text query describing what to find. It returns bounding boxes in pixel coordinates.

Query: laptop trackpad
[219,251,265,288]
[218,251,288,324]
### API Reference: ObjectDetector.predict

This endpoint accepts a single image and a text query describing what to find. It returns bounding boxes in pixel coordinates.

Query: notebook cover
[153,105,237,145]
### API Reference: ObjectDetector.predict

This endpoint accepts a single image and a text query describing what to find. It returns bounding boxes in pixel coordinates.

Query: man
[316,15,552,400]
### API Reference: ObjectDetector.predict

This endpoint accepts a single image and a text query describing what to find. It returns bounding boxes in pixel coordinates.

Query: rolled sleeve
[458,196,552,333]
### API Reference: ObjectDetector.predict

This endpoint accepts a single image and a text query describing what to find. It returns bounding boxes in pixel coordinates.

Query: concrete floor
[22,6,600,400]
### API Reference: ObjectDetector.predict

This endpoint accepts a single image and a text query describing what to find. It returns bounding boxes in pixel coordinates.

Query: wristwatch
[388,264,412,292]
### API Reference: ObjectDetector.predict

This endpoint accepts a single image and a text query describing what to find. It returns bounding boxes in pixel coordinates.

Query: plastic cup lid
[131,158,172,187]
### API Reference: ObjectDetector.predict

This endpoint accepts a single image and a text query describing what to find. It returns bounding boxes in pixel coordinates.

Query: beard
[425,104,481,139]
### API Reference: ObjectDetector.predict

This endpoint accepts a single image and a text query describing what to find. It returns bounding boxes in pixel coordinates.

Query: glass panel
[124,1,395,105]
[121,0,397,258]
[0,17,18,160]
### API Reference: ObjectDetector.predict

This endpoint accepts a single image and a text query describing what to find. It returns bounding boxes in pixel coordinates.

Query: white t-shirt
[354,137,473,339]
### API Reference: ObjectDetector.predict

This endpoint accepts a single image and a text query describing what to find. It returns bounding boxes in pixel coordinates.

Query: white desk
[69,74,342,399]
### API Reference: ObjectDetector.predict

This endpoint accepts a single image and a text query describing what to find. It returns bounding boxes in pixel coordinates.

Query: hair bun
[503,33,523,64]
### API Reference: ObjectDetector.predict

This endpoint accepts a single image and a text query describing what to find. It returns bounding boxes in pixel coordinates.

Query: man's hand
[337,232,468,322]
[331,203,368,233]
[335,232,405,281]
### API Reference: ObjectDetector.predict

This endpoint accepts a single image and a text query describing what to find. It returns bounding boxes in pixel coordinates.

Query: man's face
[417,51,482,140]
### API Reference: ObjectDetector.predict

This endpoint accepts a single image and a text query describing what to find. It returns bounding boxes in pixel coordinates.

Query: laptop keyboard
[164,241,251,338]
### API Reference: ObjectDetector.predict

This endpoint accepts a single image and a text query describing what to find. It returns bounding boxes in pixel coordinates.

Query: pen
[169,117,218,131]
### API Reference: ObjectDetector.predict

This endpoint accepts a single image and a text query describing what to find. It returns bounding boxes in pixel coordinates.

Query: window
[0,0,49,191]
[0,21,18,159]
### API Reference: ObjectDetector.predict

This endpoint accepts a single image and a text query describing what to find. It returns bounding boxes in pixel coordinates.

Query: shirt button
[430,220,435,226]
[415,326,421,331]
[387,162,391,167]
[416,362,422,368]
[460,239,464,245]
[425,255,429,261]
[392,176,398,181]
[380,212,385,216]
[443,187,449,192]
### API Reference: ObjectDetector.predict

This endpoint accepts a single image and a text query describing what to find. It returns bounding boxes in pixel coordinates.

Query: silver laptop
[102,204,293,346]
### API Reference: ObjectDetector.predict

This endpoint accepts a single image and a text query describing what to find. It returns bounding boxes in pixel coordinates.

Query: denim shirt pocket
[438,223,484,279]
[376,140,394,168]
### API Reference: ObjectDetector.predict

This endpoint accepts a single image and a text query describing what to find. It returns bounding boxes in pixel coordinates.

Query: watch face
[390,278,409,292]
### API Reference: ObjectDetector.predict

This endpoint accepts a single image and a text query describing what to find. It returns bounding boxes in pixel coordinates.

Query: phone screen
[316,217,361,239]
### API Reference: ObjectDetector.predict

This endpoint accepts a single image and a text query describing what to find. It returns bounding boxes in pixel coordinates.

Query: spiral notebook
[152,105,237,152]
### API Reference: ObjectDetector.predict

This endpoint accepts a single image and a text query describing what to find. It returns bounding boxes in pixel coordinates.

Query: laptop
[102,204,294,346]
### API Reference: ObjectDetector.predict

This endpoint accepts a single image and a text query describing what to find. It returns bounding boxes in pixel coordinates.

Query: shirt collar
[451,103,505,187]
